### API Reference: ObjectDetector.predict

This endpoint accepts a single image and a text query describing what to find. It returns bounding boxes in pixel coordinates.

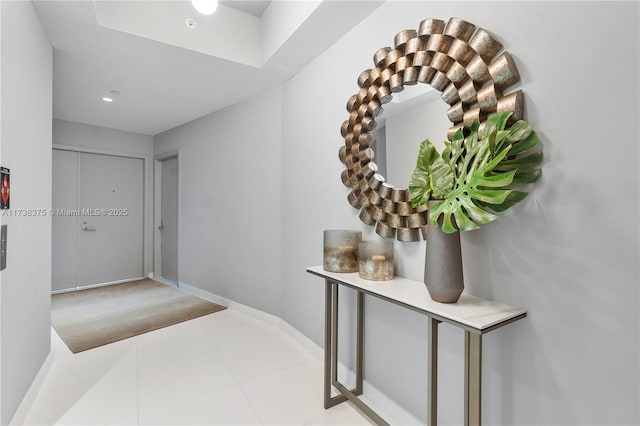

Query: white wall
[261,0,321,64]
[53,118,153,156]
[154,87,283,317]
[149,2,638,423]
[0,2,52,424]
[281,1,639,424]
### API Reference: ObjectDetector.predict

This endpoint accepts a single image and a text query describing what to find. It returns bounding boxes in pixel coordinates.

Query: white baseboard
[177,280,422,425]
[51,276,146,295]
[9,351,55,426]
[177,282,282,327]
[152,276,178,288]
[277,319,324,360]
[276,320,421,424]
[354,376,424,425]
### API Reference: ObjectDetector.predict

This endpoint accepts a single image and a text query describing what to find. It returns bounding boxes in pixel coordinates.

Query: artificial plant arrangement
[409,111,543,233]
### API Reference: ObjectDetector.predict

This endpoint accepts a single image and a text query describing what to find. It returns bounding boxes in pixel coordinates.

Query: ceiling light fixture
[102,90,120,103]
[191,0,218,15]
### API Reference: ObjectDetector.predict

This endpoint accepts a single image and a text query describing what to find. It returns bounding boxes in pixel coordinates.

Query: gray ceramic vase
[424,202,464,303]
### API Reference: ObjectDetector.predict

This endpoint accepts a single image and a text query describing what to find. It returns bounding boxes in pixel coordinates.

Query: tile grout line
[236,382,266,426]
[208,334,264,425]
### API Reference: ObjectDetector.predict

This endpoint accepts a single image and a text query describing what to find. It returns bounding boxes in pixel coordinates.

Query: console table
[306,266,526,426]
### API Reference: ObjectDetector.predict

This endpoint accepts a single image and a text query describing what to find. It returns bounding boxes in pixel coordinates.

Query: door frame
[53,144,153,286]
[153,149,181,286]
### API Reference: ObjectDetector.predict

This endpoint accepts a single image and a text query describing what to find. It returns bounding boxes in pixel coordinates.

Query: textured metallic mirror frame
[340,17,524,242]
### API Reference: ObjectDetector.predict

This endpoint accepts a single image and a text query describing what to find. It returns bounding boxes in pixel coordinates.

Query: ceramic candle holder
[323,230,362,272]
[358,241,394,281]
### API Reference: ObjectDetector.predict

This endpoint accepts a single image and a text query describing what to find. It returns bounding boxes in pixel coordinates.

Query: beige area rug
[52,279,226,353]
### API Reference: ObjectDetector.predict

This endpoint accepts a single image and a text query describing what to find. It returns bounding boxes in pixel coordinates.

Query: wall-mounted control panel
[1,225,7,271]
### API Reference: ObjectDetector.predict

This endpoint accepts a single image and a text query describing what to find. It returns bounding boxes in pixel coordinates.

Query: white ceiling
[220,1,271,17]
[32,1,383,136]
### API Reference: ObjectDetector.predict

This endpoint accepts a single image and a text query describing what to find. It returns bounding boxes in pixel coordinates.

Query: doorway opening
[154,151,180,286]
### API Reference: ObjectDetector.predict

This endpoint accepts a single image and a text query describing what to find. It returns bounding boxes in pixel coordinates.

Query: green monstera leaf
[408,139,455,206]
[409,112,543,233]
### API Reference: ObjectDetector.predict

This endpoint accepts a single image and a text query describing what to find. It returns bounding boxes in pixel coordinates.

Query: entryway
[154,151,180,284]
[52,149,145,291]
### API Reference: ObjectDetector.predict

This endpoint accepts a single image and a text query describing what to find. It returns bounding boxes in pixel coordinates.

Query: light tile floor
[20,309,374,426]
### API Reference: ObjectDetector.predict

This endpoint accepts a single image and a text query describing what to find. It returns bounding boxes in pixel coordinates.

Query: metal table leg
[323,281,388,425]
[331,281,339,384]
[355,290,364,395]
[324,280,346,408]
[464,331,482,426]
[427,318,440,426]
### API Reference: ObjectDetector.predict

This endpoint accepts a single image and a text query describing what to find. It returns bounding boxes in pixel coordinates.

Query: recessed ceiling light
[102,90,119,103]
[186,18,197,29]
[192,0,218,15]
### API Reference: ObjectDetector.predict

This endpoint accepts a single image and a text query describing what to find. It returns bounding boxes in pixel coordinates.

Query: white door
[160,156,178,282]
[52,150,144,290]
[78,152,144,286]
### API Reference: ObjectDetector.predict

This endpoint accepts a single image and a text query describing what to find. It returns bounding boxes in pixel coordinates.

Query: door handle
[158,220,165,231]
[81,226,96,231]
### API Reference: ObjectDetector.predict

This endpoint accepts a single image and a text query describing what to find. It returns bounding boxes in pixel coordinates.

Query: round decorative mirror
[339,17,524,242]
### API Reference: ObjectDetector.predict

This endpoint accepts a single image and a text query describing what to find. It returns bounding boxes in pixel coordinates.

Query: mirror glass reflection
[371,85,451,189]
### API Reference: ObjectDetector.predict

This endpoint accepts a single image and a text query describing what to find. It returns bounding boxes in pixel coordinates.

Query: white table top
[307,266,526,334]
